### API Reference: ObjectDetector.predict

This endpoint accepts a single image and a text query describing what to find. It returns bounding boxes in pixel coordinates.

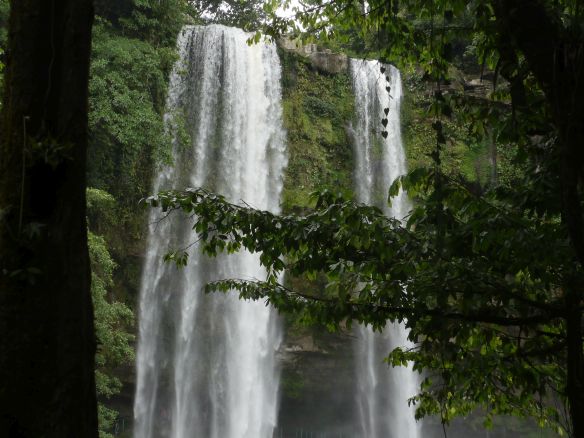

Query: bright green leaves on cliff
[125,0,198,45]
[87,189,134,438]
[88,22,173,206]
[90,232,134,393]
[89,231,135,438]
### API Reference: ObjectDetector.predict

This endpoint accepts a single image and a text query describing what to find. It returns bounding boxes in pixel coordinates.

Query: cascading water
[134,25,287,438]
[349,59,420,438]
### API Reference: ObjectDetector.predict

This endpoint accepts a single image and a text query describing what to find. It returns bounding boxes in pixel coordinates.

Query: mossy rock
[280,49,355,212]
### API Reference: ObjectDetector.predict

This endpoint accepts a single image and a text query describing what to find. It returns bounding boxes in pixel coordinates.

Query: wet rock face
[278,37,348,74]
[277,328,359,436]
[310,51,348,74]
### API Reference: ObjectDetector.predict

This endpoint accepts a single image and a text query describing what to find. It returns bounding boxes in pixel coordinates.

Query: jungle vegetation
[0,0,582,437]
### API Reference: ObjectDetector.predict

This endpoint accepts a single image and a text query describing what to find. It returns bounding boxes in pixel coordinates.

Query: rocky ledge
[278,37,348,74]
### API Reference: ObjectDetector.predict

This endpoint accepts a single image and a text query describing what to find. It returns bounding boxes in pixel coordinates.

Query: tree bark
[0,1,97,437]
[493,1,584,436]
[567,287,584,438]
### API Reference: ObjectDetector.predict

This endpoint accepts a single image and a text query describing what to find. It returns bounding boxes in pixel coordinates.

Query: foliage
[191,0,268,30]
[87,187,117,234]
[251,5,584,436]
[401,72,526,195]
[86,15,182,298]
[88,21,173,205]
[88,231,135,438]
[87,0,196,245]
[149,178,577,434]
[119,0,198,46]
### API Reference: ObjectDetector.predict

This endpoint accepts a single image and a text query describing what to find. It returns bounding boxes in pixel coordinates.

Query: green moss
[280,50,355,212]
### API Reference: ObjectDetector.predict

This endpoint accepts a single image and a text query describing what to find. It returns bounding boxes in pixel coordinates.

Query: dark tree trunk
[567,287,584,438]
[493,1,584,436]
[0,1,97,437]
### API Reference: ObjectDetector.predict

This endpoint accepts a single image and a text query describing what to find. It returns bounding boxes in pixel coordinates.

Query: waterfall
[134,25,287,438]
[349,59,420,438]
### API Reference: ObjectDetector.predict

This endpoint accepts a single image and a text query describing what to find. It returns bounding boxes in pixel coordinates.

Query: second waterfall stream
[349,59,420,438]
[134,25,287,438]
